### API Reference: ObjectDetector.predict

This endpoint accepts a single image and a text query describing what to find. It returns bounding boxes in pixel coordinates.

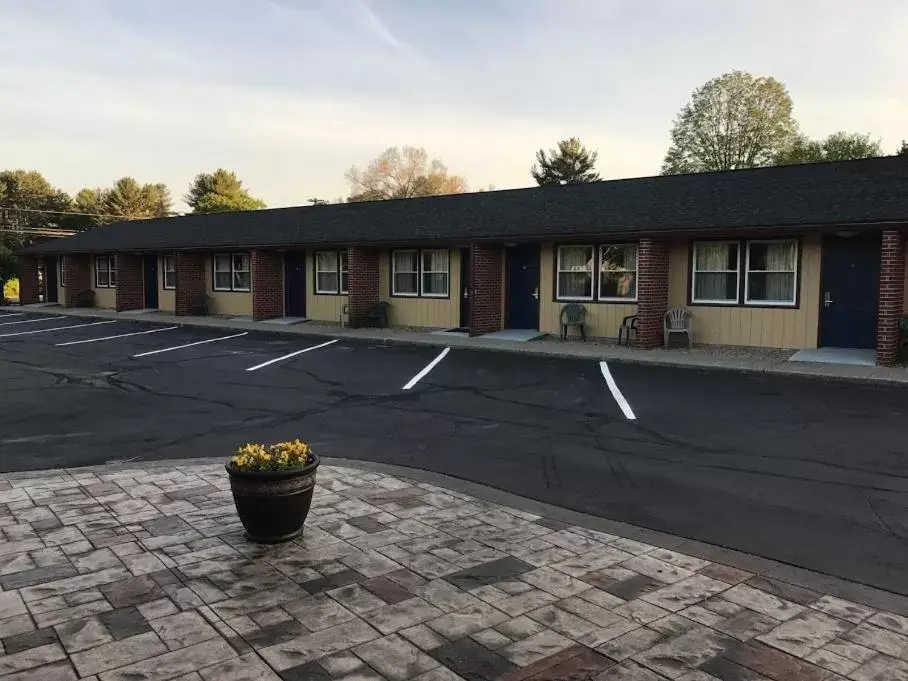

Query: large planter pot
[225,454,319,544]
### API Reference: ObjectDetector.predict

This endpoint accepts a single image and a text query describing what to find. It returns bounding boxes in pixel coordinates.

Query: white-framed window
[392,250,420,296]
[556,245,594,300]
[598,244,638,301]
[421,249,449,297]
[59,258,66,287]
[314,251,348,295]
[745,239,798,306]
[162,255,176,290]
[212,253,250,292]
[94,255,116,288]
[691,242,740,304]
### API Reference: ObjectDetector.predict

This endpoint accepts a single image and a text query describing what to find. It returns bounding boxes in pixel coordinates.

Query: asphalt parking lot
[3,311,908,596]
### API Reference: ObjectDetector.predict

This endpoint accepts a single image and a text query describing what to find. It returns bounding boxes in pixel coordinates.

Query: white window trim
[744,239,798,307]
[315,251,341,295]
[59,258,66,287]
[597,244,638,302]
[162,255,176,290]
[691,241,740,304]
[212,253,250,292]
[556,245,595,301]
[391,249,420,297]
[94,256,115,288]
[339,252,349,295]
[420,249,450,298]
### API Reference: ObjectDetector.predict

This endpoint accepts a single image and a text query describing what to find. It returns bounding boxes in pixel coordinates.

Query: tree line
[3,68,906,254]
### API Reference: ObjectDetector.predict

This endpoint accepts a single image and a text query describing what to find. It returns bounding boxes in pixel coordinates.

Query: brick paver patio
[1,461,907,680]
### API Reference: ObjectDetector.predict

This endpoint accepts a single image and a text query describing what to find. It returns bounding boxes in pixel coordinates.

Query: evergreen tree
[531,138,600,186]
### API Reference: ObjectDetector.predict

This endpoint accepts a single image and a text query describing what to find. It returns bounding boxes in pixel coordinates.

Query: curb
[8,454,908,615]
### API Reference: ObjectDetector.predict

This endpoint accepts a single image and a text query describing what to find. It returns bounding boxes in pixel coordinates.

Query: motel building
[15,156,908,366]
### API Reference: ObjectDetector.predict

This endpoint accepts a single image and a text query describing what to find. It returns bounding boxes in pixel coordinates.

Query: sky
[1,0,906,211]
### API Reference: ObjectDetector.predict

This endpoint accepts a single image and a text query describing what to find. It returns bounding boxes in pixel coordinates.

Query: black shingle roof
[21,156,908,255]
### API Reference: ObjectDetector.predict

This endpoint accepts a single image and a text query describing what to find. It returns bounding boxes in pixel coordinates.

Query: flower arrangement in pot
[225,439,319,544]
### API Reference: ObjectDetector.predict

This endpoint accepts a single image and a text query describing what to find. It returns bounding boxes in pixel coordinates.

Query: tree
[345,146,467,202]
[898,141,908,157]
[661,71,798,175]
[308,198,330,206]
[185,169,266,213]
[531,138,600,186]
[0,170,72,249]
[0,244,17,286]
[776,132,883,165]
[103,177,172,220]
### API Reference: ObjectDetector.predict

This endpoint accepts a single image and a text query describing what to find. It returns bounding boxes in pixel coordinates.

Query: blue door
[284,251,307,317]
[143,255,158,309]
[506,244,540,329]
[820,234,880,349]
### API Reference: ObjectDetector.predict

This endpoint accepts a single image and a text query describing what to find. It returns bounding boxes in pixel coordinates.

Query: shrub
[2,277,18,301]
[75,289,96,307]
[228,440,314,472]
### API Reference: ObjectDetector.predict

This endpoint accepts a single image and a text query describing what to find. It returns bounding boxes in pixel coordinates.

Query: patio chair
[365,301,391,328]
[560,303,587,340]
[618,314,638,346]
[664,308,693,349]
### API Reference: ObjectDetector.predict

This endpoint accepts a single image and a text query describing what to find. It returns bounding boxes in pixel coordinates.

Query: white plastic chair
[664,308,693,349]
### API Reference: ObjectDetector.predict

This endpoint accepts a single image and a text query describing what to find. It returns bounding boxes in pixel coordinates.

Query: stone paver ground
[1,462,907,680]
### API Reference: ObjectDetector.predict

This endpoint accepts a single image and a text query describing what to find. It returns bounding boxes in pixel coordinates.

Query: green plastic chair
[560,303,587,340]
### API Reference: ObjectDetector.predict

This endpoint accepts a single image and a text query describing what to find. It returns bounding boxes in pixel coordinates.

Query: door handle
[532,287,539,300]
[824,292,833,308]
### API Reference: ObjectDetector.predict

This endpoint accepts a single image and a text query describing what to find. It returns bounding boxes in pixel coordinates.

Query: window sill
[213,288,251,293]
[596,298,638,304]
[391,292,419,298]
[690,300,799,309]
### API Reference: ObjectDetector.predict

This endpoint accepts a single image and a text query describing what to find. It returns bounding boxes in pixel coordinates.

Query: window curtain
[422,250,448,296]
[316,252,338,292]
[393,251,419,294]
[694,244,737,301]
[558,247,593,298]
[600,246,637,298]
[750,242,796,302]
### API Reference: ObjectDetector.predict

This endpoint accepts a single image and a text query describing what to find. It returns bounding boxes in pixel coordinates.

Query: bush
[75,289,96,307]
[2,277,19,301]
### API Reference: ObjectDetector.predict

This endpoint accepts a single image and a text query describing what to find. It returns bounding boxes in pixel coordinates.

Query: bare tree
[345,146,467,201]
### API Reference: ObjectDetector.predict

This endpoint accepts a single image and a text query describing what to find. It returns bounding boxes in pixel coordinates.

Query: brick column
[17,256,40,304]
[175,252,206,316]
[469,243,503,336]
[876,229,906,366]
[347,247,380,327]
[115,254,144,312]
[63,255,91,307]
[251,250,283,321]
[636,238,670,349]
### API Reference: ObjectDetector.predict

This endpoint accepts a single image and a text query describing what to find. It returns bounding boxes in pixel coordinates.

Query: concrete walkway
[4,304,908,386]
[3,458,908,680]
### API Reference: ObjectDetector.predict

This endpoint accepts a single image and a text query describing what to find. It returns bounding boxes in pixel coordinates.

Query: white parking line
[132,332,248,358]
[0,320,117,339]
[246,339,338,372]
[56,326,179,347]
[0,317,59,327]
[0,313,24,319]
[599,360,636,420]
[402,347,451,390]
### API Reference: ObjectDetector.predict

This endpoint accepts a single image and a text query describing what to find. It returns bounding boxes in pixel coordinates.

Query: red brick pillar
[251,250,283,321]
[347,247,379,327]
[469,243,503,336]
[115,254,144,312]
[876,229,906,367]
[175,252,206,316]
[63,255,91,307]
[636,239,670,349]
[16,256,40,304]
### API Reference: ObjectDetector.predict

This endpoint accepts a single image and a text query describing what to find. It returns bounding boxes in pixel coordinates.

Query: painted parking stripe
[0,316,60,327]
[55,326,179,347]
[132,332,248,358]
[402,347,451,390]
[599,360,636,420]
[0,320,116,339]
[0,313,24,319]
[246,339,338,372]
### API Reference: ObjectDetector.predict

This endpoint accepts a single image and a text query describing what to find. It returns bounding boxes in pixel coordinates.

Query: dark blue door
[143,255,158,309]
[459,247,470,329]
[506,244,540,329]
[284,251,307,317]
[820,234,880,349]
[44,258,58,303]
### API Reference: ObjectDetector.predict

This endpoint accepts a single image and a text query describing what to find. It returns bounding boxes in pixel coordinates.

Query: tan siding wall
[539,244,637,338]
[56,283,65,305]
[379,249,460,329]
[667,235,821,349]
[90,257,116,308]
[204,254,253,317]
[158,255,175,312]
[306,252,348,322]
